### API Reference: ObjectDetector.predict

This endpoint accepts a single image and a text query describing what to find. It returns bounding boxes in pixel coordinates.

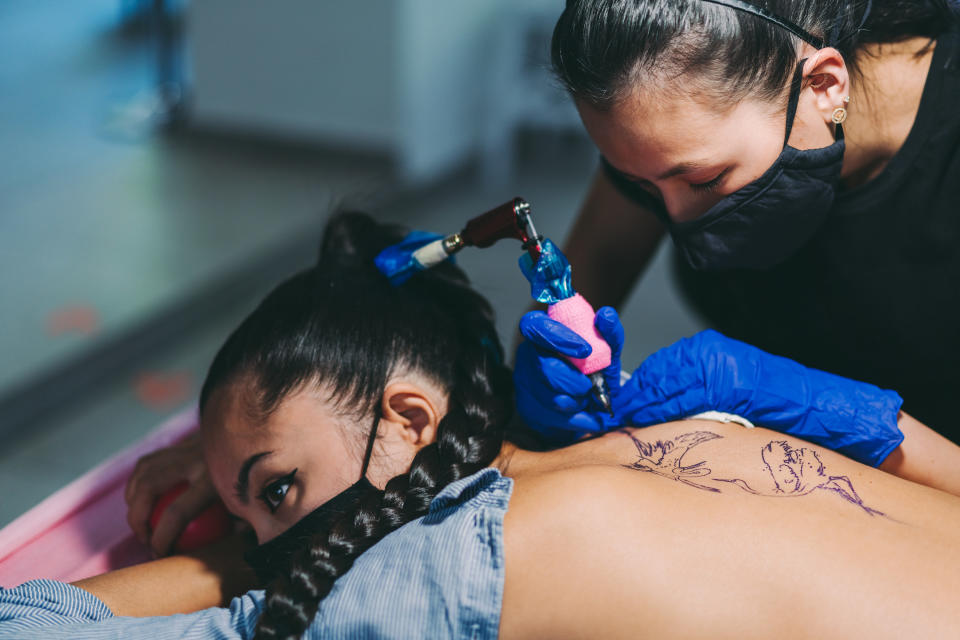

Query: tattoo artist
[515,0,960,474]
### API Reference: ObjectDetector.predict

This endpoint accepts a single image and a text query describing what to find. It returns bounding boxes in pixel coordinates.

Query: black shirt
[606,24,960,440]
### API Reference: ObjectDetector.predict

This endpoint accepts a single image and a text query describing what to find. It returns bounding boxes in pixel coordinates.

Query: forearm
[71,533,257,617]
[561,168,664,310]
[510,169,662,357]
[879,411,960,497]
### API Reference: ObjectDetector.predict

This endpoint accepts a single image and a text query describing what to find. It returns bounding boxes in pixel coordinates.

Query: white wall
[185,1,571,183]
[188,0,399,149]
[394,0,507,181]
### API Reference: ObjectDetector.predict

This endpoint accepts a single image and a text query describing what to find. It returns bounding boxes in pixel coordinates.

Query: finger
[125,467,141,507]
[150,486,216,556]
[540,355,594,397]
[593,307,626,395]
[519,312,592,358]
[126,472,180,545]
[125,454,160,505]
[553,392,586,413]
[621,384,708,427]
[566,410,605,433]
[515,378,597,435]
[594,307,625,357]
[513,363,587,415]
[515,342,593,399]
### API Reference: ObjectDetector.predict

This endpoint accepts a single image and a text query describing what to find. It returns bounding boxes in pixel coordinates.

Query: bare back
[499,420,960,639]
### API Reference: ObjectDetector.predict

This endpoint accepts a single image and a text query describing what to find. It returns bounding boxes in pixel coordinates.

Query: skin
[85,374,960,638]
[565,37,937,309]
[88,36,952,628]
[498,425,960,639]
[132,38,940,555]
[201,373,447,543]
[124,431,218,556]
[72,533,257,616]
[578,45,852,222]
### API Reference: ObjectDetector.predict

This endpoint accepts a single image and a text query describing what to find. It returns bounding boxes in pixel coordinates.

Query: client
[2,213,959,640]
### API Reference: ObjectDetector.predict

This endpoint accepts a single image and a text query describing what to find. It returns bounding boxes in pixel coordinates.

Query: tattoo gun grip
[547,294,615,416]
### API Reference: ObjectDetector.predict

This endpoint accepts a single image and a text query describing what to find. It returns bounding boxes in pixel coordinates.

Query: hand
[125,431,218,556]
[514,306,625,441]
[617,329,905,467]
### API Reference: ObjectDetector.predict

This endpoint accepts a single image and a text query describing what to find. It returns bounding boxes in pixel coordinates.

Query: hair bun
[318,210,409,273]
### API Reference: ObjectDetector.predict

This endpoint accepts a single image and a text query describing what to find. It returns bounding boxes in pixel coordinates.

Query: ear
[802,47,851,125]
[379,382,442,448]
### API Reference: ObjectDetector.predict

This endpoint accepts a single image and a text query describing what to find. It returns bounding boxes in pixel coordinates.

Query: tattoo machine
[374,197,614,415]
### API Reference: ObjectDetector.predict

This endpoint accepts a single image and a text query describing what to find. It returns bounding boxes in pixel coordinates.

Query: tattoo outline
[621,430,886,517]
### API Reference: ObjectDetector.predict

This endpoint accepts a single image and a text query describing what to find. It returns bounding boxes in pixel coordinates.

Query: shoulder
[309,468,511,639]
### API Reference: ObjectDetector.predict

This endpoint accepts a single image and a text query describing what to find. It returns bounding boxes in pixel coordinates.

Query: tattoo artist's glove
[620,329,904,467]
[514,306,625,443]
[514,306,904,466]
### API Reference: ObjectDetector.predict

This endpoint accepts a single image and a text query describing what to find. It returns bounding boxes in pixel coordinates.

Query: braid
[253,303,514,640]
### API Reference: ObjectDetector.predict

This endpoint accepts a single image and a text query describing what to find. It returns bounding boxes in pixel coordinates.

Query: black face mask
[244,408,381,585]
[621,61,845,271]
[601,0,871,271]
[668,62,845,271]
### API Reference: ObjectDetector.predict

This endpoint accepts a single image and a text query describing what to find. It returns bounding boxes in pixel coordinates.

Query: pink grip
[547,294,611,375]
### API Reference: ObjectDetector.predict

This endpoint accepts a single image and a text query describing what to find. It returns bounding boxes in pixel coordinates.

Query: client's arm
[70,533,256,617]
[879,411,960,496]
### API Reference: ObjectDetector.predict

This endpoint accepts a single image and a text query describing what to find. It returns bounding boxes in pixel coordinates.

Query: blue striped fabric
[0,468,513,639]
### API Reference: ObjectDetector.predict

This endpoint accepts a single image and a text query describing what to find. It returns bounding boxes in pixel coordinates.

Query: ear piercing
[832,95,850,124]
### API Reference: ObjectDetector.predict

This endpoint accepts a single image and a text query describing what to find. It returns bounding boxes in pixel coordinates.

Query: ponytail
[198,210,516,640]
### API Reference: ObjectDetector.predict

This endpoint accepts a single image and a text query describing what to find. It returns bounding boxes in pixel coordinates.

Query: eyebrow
[235,451,272,503]
[610,159,716,184]
[656,161,716,181]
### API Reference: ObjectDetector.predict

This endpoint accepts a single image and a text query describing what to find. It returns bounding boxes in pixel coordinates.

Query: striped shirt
[0,468,512,639]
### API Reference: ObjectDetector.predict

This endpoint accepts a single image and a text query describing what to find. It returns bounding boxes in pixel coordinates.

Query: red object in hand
[149,482,232,552]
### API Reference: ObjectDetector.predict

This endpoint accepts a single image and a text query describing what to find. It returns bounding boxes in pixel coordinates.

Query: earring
[832,96,850,124]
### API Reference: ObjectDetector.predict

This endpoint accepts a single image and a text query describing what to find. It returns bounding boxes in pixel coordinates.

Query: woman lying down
[3,213,960,640]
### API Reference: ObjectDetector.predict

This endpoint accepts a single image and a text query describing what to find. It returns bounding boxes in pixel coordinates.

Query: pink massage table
[0,409,199,587]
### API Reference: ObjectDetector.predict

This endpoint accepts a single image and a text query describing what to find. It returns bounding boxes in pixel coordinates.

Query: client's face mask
[244,408,381,584]
[618,61,845,271]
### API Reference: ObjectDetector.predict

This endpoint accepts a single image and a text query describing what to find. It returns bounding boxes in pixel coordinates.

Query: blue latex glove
[514,309,904,467]
[514,306,625,442]
[621,329,904,466]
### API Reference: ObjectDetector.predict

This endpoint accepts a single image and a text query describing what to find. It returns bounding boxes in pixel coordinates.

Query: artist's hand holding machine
[517,312,906,466]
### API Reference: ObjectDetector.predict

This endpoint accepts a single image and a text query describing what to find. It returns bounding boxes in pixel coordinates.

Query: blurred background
[0,0,705,527]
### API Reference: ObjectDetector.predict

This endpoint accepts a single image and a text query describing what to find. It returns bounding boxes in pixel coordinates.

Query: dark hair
[552,0,958,110]
[199,212,515,640]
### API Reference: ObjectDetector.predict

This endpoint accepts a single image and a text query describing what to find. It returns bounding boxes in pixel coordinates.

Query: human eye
[258,469,298,514]
[689,167,731,194]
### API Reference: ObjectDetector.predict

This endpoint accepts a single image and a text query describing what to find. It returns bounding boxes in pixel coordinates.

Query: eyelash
[689,168,731,194]
[258,469,298,514]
